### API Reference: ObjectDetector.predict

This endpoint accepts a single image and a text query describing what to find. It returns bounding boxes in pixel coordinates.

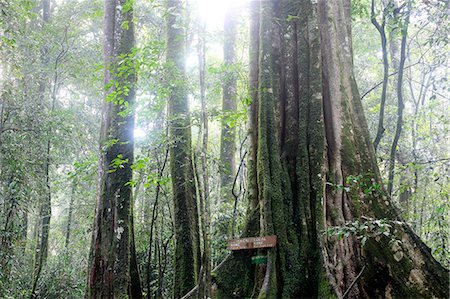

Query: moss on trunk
[215,0,449,298]
[165,0,201,297]
[86,0,138,298]
[318,0,449,297]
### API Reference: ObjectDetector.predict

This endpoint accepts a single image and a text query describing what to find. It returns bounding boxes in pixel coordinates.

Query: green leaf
[361,236,367,246]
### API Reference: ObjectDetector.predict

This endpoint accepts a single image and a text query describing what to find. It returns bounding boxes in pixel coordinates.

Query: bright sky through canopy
[194,0,246,29]
[134,0,248,140]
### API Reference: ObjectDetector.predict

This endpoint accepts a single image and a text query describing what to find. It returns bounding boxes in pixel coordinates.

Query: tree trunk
[196,19,212,299]
[64,182,76,251]
[213,0,449,298]
[31,1,52,296]
[86,0,141,298]
[166,0,201,297]
[212,2,261,297]
[220,5,238,196]
[387,2,409,197]
[130,200,143,299]
[0,175,21,295]
[371,0,389,151]
[146,147,168,299]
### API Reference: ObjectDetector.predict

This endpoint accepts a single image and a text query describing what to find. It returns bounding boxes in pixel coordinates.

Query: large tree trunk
[319,0,448,297]
[211,2,261,298]
[86,0,141,298]
[213,0,449,298]
[165,0,201,297]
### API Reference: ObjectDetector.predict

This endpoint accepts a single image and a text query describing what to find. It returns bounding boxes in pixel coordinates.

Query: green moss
[318,275,337,299]
[213,209,260,298]
[341,122,356,173]
[214,252,255,298]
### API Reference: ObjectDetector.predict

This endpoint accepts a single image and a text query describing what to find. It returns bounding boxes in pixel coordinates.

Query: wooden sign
[227,235,277,251]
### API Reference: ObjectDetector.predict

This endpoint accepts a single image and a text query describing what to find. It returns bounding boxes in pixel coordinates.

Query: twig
[231,150,247,238]
[415,158,450,165]
[360,61,420,100]
[343,264,366,298]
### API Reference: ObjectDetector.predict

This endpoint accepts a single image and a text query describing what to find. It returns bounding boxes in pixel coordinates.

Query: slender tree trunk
[64,182,76,251]
[86,0,140,297]
[220,5,238,197]
[0,175,21,294]
[146,148,168,299]
[196,19,211,299]
[408,56,430,228]
[130,201,143,299]
[371,0,389,151]
[166,0,201,297]
[387,2,410,196]
[247,0,260,213]
[31,1,52,296]
[212,2,261,298]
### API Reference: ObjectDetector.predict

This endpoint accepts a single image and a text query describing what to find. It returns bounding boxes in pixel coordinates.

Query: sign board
[251,255,268,264]
[227,235,277,251]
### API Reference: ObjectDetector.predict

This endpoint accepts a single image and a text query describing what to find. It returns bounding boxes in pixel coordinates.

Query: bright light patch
[134,127,146,139]
[186,52,198,69]
[192,0,248,29]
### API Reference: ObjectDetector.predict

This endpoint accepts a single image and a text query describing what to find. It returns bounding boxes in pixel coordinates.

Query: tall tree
[387,1,410,196]
[371,0,390,151]
[86,0,141,298]
[213,0,449,298]
[31,0,52,296]
[165,0,201,297]
[196,19,212,299]
[219,4,238,196]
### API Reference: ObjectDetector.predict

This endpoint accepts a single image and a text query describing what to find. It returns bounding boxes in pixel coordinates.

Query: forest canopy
[0,0,448,298]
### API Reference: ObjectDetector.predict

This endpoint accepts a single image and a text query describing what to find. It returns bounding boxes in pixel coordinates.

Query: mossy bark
[215,1,324,297]
[318,0,448,298]
[86,0,140,298]
[212,209,260,298]
[166,0,201,298]
[215,0,449,298]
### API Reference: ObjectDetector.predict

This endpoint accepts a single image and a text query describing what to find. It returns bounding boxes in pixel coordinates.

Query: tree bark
[318,1,448,297]
[214,0,449,298]
[220,5,238,196]
[212,2,260,297]
[31,1,52,296]
[86,0,141,298]
[130,200,143,299]
[371,0,390,151]
[64,182,76,251]
[0,175,21,295]
[165,0,201,297]
[196,19,211,299]
[146,147,168,299]
[387,2,409,196]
